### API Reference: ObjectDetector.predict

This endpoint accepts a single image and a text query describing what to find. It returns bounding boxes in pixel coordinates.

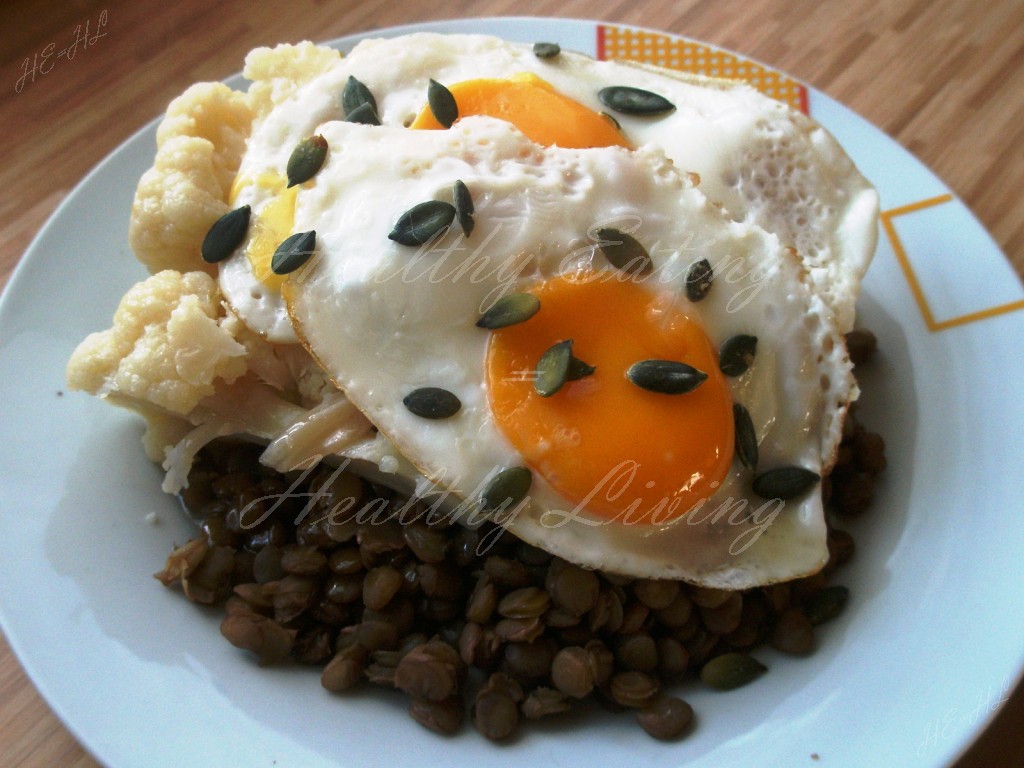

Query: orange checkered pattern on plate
[596,25,809,115]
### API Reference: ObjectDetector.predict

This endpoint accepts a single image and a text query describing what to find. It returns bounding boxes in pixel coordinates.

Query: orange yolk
[410,73,630,149]
[228,172,296,290]
[485,276,734,524]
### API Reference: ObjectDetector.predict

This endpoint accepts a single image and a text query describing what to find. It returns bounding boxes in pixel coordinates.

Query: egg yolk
[410,73,630,149]
[228,172,297,290]
[485,276,734,524]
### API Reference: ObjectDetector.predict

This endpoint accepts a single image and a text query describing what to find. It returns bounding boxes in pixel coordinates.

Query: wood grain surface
[1,1,1021,765]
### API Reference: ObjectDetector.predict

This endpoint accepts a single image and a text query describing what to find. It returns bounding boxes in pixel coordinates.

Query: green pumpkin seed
[481,466,533,512]
[751,466,820,500]
[286,134,328,188]
[533,41,561,59]
[733,403,758,469]
[685,259,714,302]
[803,586,849,626]
[719,334,758,377]
[598,85,675,116]
[699,653,767,690]
[388,200,456,246]
[344,101,381,125]
[567,355,596,381]
[402,387,462,419]
[535,339,574,397]
[627,359,707,395]
[342,75,377,117]
[597,228,652,277]
[453,179,474,237]
[201,205,250,264]
[271,230,316,274]
[476,293,540,329]
[428,79,458,128]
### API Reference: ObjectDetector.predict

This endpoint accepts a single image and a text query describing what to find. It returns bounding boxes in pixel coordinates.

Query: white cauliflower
[70,42,388,493]
[67,268,376,492]
[244,41,342,118]
[66,270,247,414]
[129,83,253,275]
[156,82,253,194]
[137,405,193,463]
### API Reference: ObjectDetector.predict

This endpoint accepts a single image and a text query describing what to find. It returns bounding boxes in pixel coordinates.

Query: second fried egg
[283,115,855,588]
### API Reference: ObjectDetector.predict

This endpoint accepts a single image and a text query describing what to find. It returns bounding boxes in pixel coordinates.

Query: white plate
[2,17,1023,768]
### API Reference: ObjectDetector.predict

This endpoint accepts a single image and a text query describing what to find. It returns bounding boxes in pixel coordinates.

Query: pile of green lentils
[157,329,885,741]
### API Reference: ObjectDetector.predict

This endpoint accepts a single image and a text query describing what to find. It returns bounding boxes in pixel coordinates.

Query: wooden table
[1,0,1021,765]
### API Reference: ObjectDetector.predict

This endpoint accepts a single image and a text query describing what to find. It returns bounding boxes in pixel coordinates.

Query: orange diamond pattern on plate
[597,25,808,114]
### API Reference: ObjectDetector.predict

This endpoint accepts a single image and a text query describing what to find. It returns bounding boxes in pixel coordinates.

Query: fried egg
[225,33,876,587]
[283,120,858,588]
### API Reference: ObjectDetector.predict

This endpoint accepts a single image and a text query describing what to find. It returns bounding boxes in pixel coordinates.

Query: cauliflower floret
[244,41,342,118]
[129,83,253,275]
[137,406,193,463]
[67,270,247,414]
[156,82,253,194]
[130,137,224,275]
[66,267,366,490]
[72,43,386,494]
[221,309,339,406]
